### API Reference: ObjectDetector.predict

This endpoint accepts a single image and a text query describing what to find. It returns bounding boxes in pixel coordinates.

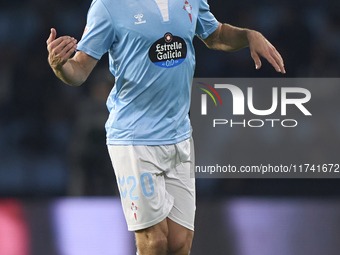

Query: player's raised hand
[46,28,77,70]
[247,30,285,74]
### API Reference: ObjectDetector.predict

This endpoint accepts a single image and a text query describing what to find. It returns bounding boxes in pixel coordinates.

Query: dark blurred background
[1,0,340,254]
[1,0,340,197]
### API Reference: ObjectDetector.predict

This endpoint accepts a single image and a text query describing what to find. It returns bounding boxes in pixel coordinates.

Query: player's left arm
[202,23,286,74]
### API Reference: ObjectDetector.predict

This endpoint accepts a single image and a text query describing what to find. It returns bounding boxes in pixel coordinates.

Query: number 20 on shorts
[118,173,155,201]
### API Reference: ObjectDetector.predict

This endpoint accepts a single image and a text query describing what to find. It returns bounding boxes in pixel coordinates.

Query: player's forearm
[52,58,88,86]
[217,23,251,51]
[204,23,255,52]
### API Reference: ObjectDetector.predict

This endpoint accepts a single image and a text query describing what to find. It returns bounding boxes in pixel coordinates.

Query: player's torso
[99,0,201,144]
[104,0,199,38]
[101,0,200,68]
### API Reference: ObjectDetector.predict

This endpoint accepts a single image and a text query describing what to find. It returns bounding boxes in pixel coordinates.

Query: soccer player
[47,0,285,254]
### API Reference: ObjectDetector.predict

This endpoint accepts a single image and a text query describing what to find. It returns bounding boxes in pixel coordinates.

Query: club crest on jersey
[183,1,192,23]
[131,202,138,221]
[81,26,89,39]
[149,32,187,68]
[134,14,146,25]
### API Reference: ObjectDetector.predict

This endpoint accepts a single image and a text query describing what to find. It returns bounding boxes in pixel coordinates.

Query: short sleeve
[76,0,115,60]
[195,0,219,39]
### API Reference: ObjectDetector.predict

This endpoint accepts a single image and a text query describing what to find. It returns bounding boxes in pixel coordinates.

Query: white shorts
[108,137,195,232]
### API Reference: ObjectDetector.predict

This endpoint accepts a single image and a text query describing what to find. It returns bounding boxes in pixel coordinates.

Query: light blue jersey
[77,0,218,145]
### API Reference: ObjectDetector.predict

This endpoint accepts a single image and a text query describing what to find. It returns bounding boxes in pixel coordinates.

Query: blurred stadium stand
[0,198,340,255]
[0,0,340,196]
[1,1,340,255]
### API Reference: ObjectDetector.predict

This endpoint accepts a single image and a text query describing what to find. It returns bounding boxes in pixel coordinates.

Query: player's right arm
[47,28,98,86]
[202,23,285,74]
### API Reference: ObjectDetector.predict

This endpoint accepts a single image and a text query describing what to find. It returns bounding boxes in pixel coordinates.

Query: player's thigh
[135,218,168,253]
[135,217,194,254]
[167,218,194,254]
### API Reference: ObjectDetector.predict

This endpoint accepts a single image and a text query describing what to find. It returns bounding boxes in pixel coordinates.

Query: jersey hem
[106,131,191,146]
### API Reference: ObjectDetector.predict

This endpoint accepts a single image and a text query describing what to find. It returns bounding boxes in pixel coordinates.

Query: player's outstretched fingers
[265,53,282,73]
[264,43,285,74]
[251,51,262,70]
[272,49,286,74]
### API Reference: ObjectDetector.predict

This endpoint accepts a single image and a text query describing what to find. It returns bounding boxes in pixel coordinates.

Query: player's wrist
[245,29,256,46]
[246,29,262,46]
[51,62,79,86]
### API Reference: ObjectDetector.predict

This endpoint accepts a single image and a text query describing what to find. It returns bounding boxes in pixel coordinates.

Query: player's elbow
[60,72,88,87]
[204,41,218,50]
[67,79,86,87]
[202,29,234,51]
[202,34,219,50]
[205,41,234,52]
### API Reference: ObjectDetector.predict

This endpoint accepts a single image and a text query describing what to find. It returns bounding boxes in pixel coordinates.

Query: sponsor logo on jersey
[183,1,192,22]
[134,14,146,25]
[149,33,187,68]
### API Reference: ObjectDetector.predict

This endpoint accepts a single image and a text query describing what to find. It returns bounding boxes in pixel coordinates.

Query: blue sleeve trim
[198,21,219,39]
[76,46,102,60]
